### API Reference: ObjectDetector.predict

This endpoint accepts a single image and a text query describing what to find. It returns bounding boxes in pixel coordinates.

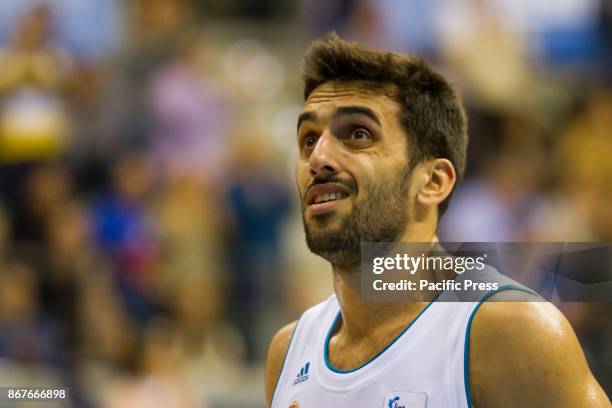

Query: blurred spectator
[0,4,72,163]
[347,0,441,56]
[0,4,74,247]
[102,319,202,408]
[529,91,612,241]
[10,162,73,243]
[79,267,137,386]
[440,116,547,241]
[92,151,162,325]
[0,260,61,366]
[148,34,233,185]
[40,202,92,355]
[437,0,533,112]
[111,0,195,155]
[171,274,248,399]
[64,64,119,193]
[0,0,123,63]
[225,135,292,362]
[155,174,222,295]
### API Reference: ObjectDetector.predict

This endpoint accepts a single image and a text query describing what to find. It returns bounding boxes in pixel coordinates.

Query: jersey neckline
[323,291,443,375]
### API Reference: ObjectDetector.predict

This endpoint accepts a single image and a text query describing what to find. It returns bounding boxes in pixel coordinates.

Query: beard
[302,169,411,268]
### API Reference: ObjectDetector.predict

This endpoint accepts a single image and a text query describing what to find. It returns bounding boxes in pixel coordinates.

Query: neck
[330,222,439,340]
[331,267,427,339]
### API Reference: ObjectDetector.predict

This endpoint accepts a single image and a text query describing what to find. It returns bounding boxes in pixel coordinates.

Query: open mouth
[312,191,349,204]
[306,183,351,216]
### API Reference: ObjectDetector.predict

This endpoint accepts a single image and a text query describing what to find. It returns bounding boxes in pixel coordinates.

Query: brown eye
[304,134,317,148]
[352,128,372,140]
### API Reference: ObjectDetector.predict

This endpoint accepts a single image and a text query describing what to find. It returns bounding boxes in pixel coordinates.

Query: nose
[308,131,340,178]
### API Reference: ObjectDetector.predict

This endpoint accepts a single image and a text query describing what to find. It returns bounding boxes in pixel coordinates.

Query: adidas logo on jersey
[292,362,310,385]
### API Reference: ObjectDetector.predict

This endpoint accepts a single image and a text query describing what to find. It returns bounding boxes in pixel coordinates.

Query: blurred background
[0,0,610,406]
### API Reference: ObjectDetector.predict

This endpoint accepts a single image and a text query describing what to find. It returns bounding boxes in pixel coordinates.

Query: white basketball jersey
[271,268,531,408]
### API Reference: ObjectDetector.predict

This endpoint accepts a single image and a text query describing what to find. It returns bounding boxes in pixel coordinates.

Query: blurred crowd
[0,0,610,406]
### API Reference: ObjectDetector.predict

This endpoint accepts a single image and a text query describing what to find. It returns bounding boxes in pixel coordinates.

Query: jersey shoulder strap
[271,295,338,407]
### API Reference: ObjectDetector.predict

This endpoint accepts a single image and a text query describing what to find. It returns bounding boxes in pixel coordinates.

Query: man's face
[296,82,414,267]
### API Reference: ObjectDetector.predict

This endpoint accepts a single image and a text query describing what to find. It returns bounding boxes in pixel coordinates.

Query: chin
[305,210,344,230]
[304,209,341,234]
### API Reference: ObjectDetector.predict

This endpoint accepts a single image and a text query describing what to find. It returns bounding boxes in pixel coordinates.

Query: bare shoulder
[265,321,298,407]
[468,291,610,407]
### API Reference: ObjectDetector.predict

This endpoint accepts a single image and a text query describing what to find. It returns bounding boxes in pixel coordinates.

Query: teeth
[314,192,347,204]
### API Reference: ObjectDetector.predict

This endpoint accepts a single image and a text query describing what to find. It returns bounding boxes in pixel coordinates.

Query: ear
[415,158,456,208]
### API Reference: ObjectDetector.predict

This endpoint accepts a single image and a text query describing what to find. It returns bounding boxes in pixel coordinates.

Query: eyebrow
[335,106,381,126]
[297,105,382,131]
[297,111,317,131]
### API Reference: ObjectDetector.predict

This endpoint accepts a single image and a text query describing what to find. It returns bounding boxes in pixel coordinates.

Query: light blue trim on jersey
[324,291,443,374]
[270,317,301,407]
[463,285,539,408]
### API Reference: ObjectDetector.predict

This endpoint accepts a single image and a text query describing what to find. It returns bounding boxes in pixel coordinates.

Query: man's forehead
[304,81,399,115]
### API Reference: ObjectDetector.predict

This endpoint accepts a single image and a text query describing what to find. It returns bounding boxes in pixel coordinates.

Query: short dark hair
[302,33,468,216]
